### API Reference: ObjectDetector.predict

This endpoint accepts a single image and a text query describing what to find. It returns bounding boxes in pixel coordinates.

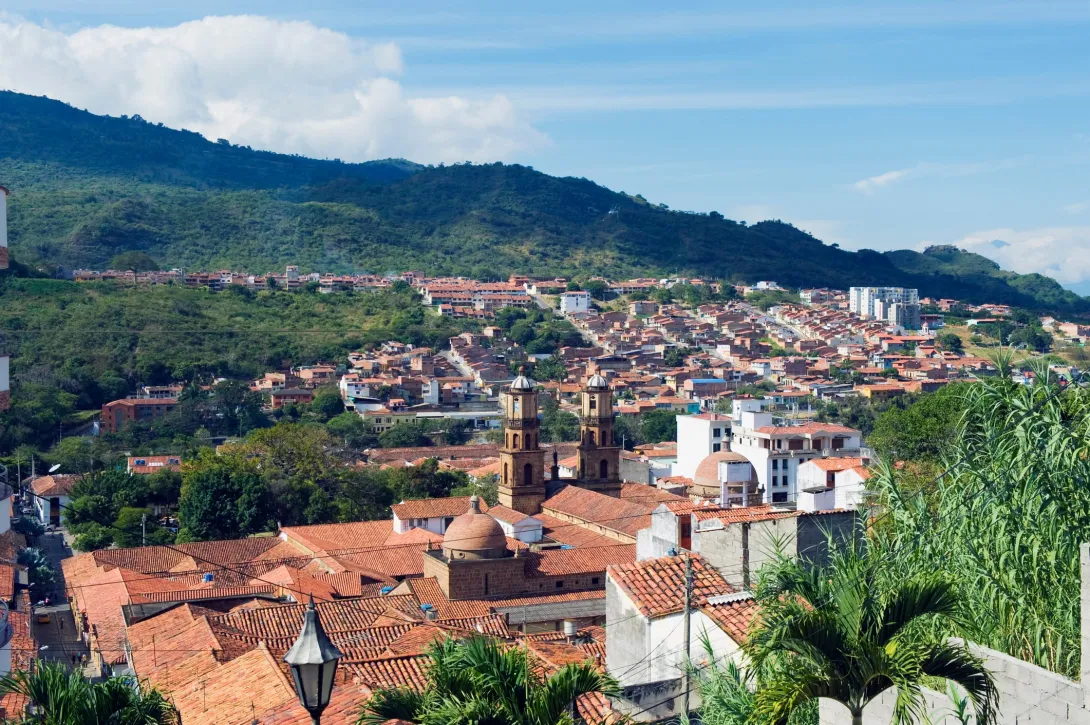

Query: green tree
[177,452,272,541]
[1008,326,1053,352]
[309,386,346,421]
[583,279,609,299]
[866,384,967,461]
[0,661,179,724]
[334,468,397,521]
[16,548,56,588]
[443,420,472,446]
[387,458,468,501]
[113,506,173,548]
[327,412,378,449]
[937,332,964,354]
[640,409,680,443]
[747,543,997,725]
[359,636,619,725]
[532,354,568,382]
[539,395,580,443]
[379,423,431,449]
[108,250,160,272]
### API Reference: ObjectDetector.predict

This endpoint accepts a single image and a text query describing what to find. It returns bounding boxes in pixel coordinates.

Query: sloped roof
[607,554,732,618]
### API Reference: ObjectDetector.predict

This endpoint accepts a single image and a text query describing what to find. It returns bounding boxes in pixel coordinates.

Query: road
[32,531,91,672]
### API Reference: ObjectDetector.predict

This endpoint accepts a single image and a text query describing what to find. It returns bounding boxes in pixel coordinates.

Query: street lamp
[283,596,343,725]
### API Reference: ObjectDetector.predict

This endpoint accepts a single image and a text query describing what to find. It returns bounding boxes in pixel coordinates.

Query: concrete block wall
[821,543,1090,724]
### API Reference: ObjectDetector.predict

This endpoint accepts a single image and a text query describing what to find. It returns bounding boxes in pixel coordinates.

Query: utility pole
[141,513,147,547]
[682,553,693,718]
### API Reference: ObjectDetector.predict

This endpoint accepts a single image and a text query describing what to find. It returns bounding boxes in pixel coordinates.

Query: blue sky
[3,1,1090,291]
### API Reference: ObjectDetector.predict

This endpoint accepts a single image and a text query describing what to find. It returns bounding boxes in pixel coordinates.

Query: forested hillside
[2,91,1086,314]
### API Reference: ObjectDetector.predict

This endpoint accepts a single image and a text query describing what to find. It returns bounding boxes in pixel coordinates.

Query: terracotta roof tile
[701,595,761,644]
[541,486,654,538]
[607,554,732,618]
[392,496,488,520]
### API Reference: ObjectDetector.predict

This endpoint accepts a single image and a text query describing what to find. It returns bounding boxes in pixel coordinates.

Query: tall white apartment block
[559,290,591,315]
[673,413,732,479]
[849,286,920,328]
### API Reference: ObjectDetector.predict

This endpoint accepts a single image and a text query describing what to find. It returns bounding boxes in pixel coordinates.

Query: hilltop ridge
[0,91,1084,314]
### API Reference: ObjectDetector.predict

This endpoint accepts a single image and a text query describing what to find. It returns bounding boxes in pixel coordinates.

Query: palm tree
[745,543,997,725]
[0,661,179,724]
[358,635,620,725]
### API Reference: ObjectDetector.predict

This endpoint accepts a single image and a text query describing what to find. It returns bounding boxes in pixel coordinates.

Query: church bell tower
[576,373,622,497]
[497,370,548,515]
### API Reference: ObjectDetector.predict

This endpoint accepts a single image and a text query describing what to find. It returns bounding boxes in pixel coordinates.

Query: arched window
[590,430,597,445]
[503,463,508,484]
[513,433,520,448]
[600,459,609,480]
[524,463,533,485]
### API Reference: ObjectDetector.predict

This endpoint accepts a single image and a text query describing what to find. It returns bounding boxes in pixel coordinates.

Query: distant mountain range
[1,90,1085,315]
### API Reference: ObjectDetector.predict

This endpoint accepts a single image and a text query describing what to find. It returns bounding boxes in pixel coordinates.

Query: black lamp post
[284,596,343,725]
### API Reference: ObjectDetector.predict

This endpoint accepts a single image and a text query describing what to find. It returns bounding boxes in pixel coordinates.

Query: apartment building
[730,411,862,504]
[101,398,179,433]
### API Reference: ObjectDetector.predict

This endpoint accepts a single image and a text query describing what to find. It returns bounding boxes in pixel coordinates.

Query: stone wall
[820,543,1090,724]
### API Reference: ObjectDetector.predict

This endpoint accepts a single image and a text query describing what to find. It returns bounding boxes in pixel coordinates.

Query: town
[2,8,1090,721]
[3,177,1090,723]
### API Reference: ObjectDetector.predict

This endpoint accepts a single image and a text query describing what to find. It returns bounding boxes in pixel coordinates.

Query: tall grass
[870,355,1090,677]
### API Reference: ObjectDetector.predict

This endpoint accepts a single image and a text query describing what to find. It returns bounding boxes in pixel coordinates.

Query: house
[730,412,862,504]
[127,456,182,475]
[100,398,178,433]
[268,387,314,409]
[31,474,82,526]
[391,496,489,535]
[673,413,732,479]
[605,554,756,718]
[797,457,872,512]
[559,291,592,315]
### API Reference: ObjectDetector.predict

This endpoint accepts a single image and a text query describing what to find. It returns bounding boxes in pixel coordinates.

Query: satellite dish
[48,464,61,474]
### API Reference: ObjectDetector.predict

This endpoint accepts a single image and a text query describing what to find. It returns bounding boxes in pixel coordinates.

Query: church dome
[442,496,507,559]
[511,374,535,391]
[586,373,609,390]
[693,450,751,490]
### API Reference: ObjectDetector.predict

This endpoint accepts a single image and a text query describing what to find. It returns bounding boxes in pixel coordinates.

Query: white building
[390,496,487,535]
[486,505,544,543]
[0,354,8,413]
[673,413,732,479]
[797,457,873,512]
[30,474,82,527]
[606,554,751,709]
[559,290,591,315]
[729,412,862,504]
[849,286,920,327]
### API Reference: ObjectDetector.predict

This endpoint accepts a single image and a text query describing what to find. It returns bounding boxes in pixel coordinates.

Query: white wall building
[796,458,872,512]
[390,496,488,535]
[606,555,748,707]
[487,506,544,543]
[559,290,591,315]
[673,413,732,479]
[849,286,920,327]
[729,412,862,504]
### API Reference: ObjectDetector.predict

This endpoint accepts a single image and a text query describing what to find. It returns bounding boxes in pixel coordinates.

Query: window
[713,428,721,438]
[556,581,565,589]
[600,459,609,479]
[592,577,600,585]
[773,492,788,503]
[589,397,597,410]
[772,476,778,486]
[772,459,778,471]
[712,443,721,453]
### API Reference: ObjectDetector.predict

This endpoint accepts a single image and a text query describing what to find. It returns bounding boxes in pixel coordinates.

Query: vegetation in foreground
[0,661,179,724]
[358,636,619,725]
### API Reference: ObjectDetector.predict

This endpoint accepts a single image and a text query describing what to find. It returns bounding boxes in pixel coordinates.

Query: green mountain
[1,91,1085,314]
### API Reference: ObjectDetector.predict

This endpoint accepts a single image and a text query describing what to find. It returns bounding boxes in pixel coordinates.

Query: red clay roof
[607,554,732,618]
[392,496,488,520]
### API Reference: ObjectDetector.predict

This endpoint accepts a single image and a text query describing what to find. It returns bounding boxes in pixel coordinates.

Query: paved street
[32,531,90,670]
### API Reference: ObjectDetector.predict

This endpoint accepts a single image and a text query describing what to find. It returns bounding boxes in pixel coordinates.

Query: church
[497,369,623,516]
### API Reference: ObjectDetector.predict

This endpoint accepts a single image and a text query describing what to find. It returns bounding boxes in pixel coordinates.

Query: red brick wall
[0,389,9,412]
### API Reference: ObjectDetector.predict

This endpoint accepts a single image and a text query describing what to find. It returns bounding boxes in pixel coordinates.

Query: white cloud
[0,14,546,163]
[853,168,912,195]
[953,227,1090,285]
[852,157,1030,195]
